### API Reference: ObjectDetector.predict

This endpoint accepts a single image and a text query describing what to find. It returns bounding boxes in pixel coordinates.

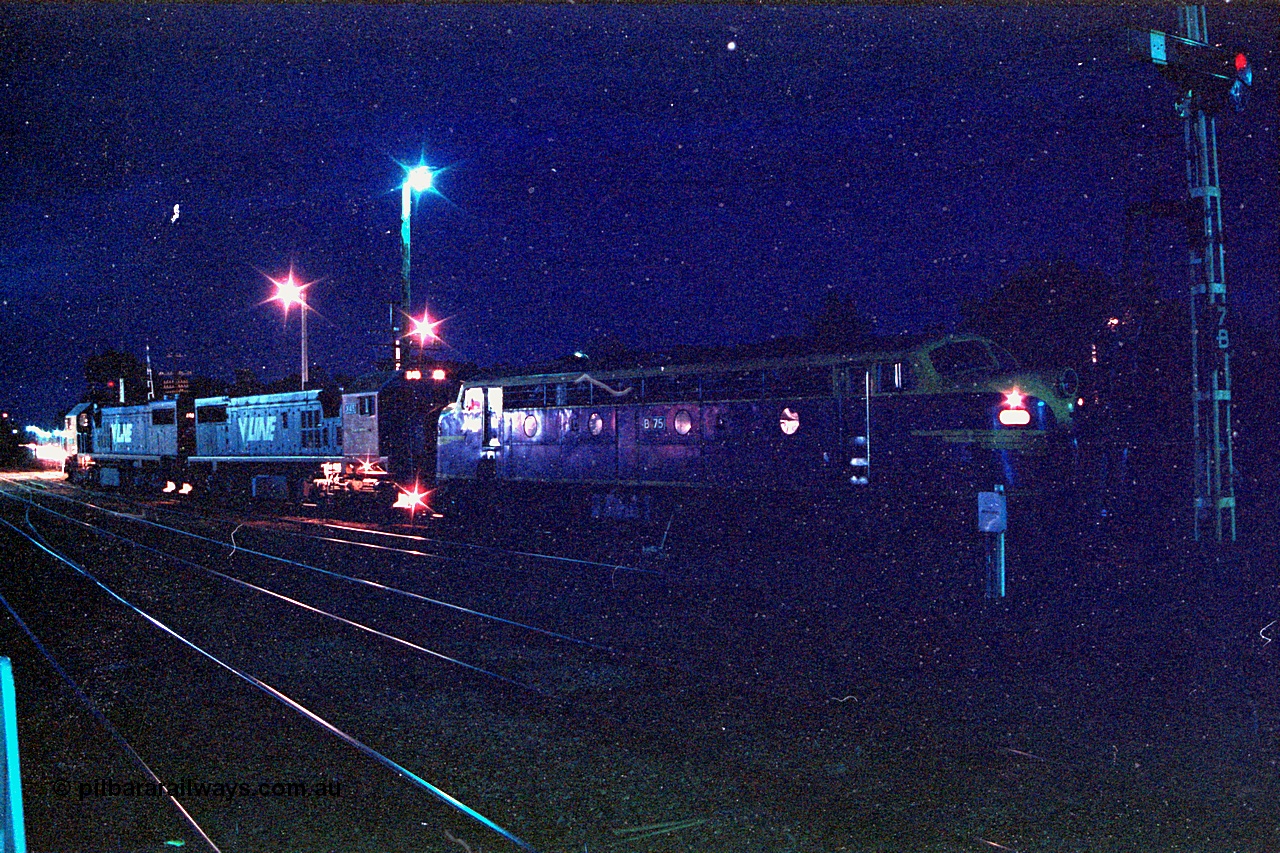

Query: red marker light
[393,481,430,518]
[1235,52,1248,72]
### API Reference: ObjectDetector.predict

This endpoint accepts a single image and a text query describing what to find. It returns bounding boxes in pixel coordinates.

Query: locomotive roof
[466,334,994,387]
[194,389,323,406]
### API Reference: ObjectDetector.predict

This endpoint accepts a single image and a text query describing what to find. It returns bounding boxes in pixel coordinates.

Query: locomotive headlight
[1003,388,1025,409]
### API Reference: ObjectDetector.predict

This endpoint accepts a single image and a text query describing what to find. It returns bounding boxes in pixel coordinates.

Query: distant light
[1003,389,1025,409]
[431,368,447,381]
[163,481,177,493]
[999,409,1032,427]
[573,351,588,360]
[405,369,422,380]
[406,165,434,193]
[30,444,67,464]
[1106,317,1120,327]
[1076,397,1085,407]
[179,483,193,495]
[727,41,736,51]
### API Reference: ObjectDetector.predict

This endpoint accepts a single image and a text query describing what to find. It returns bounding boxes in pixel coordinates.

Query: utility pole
[1135,6,1250,543]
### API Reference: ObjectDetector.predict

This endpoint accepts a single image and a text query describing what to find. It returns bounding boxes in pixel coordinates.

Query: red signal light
[1235,52,1248,72]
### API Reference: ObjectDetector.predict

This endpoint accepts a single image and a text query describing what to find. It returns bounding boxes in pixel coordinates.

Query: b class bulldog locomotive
[64,368,460,504]
[435,335,1076,513]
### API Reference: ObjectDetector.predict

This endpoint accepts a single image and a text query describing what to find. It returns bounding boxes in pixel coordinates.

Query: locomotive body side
[436,336,1074,502]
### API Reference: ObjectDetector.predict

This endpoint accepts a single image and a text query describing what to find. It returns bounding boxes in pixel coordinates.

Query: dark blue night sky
[1,4,1275,425]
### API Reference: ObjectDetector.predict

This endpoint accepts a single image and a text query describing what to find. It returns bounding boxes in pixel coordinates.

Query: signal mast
[1136,5,1251,543]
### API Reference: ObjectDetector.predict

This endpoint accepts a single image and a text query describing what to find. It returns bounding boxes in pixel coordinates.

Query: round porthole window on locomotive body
[589,412,604,436]
[779,407,800,435]
[673,409,693,436]
[522,414,538,438]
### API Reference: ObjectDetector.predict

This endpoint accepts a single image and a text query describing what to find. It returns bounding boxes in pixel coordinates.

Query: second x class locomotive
[436,335,1076,514]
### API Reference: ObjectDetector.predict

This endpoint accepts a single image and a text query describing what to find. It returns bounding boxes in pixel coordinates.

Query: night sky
[1,4,1275,425]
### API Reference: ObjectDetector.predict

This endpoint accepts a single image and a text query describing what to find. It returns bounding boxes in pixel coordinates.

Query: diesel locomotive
[436,335,1076,515]
[63,368,460,504]
[61,335,1076,516]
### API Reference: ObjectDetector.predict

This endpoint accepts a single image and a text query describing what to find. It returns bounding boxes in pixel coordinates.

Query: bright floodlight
[410,311,442,345]
[406,165,434,193]
[273,274,305,308]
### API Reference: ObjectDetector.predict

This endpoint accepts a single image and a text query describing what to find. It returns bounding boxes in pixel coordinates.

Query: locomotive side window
[151,408,175,426]
[930,341,997,379]
[300,409,325,448]
[701,370,762,402]
[505,384,546,408]
[589,412,604,436]
[769,367,831,398]
[643,375,699,403]
[673,409,693,436]
[197,405,228,423]
[356,396,376,416]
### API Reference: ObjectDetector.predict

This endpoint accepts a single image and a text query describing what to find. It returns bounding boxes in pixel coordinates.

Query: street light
[270,271,311,390]
[396,162,438,369]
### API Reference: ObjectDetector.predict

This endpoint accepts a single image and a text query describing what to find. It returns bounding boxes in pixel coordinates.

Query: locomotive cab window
[197,405,228,423]
[151,408,176,426]
[356,396,376,417]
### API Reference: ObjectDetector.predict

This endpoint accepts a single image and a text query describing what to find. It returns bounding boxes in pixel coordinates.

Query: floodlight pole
[397,181,412,370]
[300,290,309,390]
[395,165,433,371]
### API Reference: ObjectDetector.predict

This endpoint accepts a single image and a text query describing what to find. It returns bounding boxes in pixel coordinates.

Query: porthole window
[589,412,604,436]
[673,409,693,436]
[779,407,800,436]
[522,414,538,438]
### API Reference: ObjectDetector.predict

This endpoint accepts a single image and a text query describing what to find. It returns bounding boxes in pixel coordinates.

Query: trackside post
[979,486,1007,599]
[0,658,25,853]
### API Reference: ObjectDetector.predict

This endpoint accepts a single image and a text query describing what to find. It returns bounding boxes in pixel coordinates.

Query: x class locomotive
[64,369,460,503]
[436,335,1075,513]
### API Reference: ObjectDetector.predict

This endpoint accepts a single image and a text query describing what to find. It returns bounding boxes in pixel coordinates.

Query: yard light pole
[271,271,310,390]
[396,163,436,370]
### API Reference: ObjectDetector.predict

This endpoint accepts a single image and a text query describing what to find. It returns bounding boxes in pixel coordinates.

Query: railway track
[0,475,840,853]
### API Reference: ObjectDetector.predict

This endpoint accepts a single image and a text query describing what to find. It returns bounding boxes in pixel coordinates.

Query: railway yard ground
[0,470,1277,853]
